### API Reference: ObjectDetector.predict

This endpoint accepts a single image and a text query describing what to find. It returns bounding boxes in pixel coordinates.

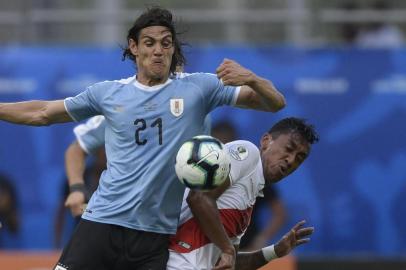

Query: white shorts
[166,250,197,270]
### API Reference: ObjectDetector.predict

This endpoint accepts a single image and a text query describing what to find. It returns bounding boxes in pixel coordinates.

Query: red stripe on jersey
[169,207,253,253]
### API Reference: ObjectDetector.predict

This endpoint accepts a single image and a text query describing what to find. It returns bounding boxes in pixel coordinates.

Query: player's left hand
[216,59,255,86]
[274,220,314,257]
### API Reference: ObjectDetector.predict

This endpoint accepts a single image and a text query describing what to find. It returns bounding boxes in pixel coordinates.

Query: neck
[136,72,170,87]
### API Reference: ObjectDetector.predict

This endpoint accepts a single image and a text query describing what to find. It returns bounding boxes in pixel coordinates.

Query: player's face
[260,132,310,184]
[130,26,174,83]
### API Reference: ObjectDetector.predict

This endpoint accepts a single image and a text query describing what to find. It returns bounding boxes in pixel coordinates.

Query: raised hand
[274,220,314,257]
[216,59,255,86]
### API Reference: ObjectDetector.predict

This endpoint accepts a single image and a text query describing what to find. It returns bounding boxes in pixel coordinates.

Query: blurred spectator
[53,147,106,248]
[0,174,21,249]
[211,120,287,251]
[340,2,361,44]
[356,0,404,48]
[211,120,239,144]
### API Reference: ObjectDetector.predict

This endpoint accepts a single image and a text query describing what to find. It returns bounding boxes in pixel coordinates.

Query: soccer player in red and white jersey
[167,117,319,270]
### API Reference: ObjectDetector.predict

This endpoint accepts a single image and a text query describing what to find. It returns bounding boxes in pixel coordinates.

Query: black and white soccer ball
[175,135,231,190]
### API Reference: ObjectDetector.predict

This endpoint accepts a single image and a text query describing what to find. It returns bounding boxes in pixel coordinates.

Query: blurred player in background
[0,6,285,270]
[63,116,106,218]
[211,120,288,251]
[54,116,106,248]
[0,174,21,249]
[169,117,318,269]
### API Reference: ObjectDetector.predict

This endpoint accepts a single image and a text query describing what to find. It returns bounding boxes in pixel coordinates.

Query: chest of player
[102,83,206,145]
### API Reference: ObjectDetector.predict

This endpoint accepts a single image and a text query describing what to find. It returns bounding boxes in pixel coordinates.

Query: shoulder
[89,75,136,90]
[225,140,261,182]
[225,140,260,163]
[174,72,218,84]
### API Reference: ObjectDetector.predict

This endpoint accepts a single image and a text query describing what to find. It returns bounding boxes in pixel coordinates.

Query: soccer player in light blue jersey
[64,115,211,217]
[0,7,285,270]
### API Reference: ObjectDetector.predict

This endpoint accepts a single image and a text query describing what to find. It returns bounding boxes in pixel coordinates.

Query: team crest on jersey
[229,145,249,161]
[170,98,184,117]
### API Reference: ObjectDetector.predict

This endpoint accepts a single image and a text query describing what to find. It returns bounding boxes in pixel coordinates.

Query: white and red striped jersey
[167,140,265,270]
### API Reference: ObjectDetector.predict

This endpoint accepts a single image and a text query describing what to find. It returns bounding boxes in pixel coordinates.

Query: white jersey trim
[63,98,79,122]
[133,77,173,92]
[231,86,241,106]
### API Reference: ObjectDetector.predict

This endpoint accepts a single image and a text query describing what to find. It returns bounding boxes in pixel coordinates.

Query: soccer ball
[175,135,231,190]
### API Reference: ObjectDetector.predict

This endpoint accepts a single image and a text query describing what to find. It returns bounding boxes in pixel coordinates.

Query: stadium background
[0,0,406,269]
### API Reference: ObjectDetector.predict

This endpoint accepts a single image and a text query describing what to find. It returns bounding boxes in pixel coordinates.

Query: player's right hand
[274,220,314,257]
[212,250,235,270]
[64,191,86,217]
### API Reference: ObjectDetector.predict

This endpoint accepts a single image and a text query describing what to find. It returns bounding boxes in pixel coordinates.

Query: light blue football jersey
[73,115,106,154]
[75,115,211,153]
[64,73,238,234]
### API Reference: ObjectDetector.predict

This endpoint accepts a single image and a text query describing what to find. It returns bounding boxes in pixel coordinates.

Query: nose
[153,44,163,55]
[285,154,295,168]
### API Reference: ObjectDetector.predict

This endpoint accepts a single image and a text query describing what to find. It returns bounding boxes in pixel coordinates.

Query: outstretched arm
[235,220,314,270]
[187,179,235,270]
[216,59,286,112]
[0,100,72,126]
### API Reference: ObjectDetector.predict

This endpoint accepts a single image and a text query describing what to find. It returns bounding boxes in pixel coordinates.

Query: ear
[260,133,273,151]
[129,38,138,57]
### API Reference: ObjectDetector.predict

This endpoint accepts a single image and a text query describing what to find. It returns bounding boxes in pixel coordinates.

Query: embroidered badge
[170,98,184,117]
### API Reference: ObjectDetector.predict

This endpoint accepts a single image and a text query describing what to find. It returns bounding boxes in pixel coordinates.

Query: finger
[212,265,232,270]
[296,227,314,238]
[217,69,229,79]
[296,238,311,246]
[222,79,233,85]
[292,220,306,231]
[216,64,226,74]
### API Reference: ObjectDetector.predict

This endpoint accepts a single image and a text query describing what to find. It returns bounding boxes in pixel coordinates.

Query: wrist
[245,73,262,87]
[222,245,236,256]
[69,183,89,201]
[262,244,278,262]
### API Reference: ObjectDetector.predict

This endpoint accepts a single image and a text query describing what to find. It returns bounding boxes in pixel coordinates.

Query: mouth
[152,59,164,65]
[278,165,287,177]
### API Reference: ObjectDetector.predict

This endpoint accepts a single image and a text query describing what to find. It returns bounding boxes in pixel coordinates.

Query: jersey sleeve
[73,115,106,154]
[202,115,212,135]
[226,141,261,185]
[191,73,240,113]
[64,82,106,122]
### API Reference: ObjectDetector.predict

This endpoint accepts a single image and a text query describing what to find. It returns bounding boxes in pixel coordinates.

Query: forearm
[236,250,267,270]
[0,100,71,126]
[65,142,87,185]
[0,101,49,125]
[246,75,286,112]
[187,191,235,255]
